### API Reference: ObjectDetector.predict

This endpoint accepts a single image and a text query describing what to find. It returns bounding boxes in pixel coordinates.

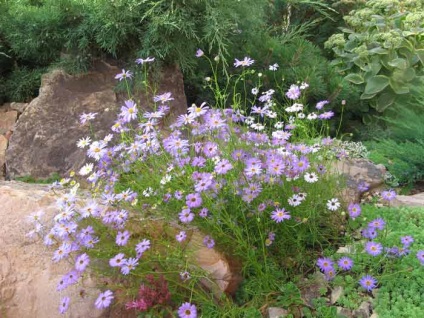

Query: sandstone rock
[268,307,289,318]
[337,306,353,318]
[352,301,372,318]
[330,286,344,304]
[331,159,386,203]
[0,110,18,135]
[6,61,188,179]
[10,102,29,114]
[392,193,424,207]
[0,181,105,318]
[0,135,7,179]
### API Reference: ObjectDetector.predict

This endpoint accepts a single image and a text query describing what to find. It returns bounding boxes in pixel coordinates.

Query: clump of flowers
[28,53,371,316]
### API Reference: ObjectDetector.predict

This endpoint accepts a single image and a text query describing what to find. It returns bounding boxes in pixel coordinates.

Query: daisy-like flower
[234,57,255,67]
[135,56,155,64]
[115,69,133,81]
[135,239,151,255]
[318,111,334,120]
[176,231,187,242]
[288,194,302,207]
[269,63,279,71]
[381,189,396,201]
[416,250,424,265]
[337,257,353,271]
[109,253,126,267]
[368,218,385,231]
[116,230,130,246]
[153,92,174,104]
[327,198,340,211]
[317,257,334,272]
[348,203,361,219]
[251,87,259,95]
[304,172,318,183]
[286,84,301,100]
[75,253,90,272]
[203,236,215,249]
[119,100,138,123]
[271,208,291,223]
[357,181,370,192]
[179,208,194,223]
[365,241,383,256]
[59,296,70,314]
[195,49,204,57]
[95,290,114,309]
[180,271,191,281]
[316,100,329,110]
[178,302,197,318]
[307,113,318,120]
[78,163,94,176]
[121,258,139,275]
[79,112,98,125]
[77,136,91,148]
[401,235,414,247]
[359,275,378,292]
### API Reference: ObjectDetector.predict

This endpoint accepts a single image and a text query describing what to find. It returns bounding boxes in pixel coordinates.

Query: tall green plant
[325,0,424,112]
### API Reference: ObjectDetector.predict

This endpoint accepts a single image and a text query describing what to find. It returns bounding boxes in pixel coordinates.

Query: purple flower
[135,239,151,256]
[59,296,70,314]
[337,257,353,271]
[178,302,197,318]
[348,203,361,219]
[359,275,378,292]
[195,49,204,57]
[234,57,255,67]
[95,290,114,309]
[368,218,385,231]
[203,235,215,249]
[286,84,301,100]
[179,208,195,223]
[324,267,336,281]
[381,189,396,201]
[318,111,334,120]
[358,181,370,192]
[270,208,291,223]
[109,253,126,267]
[119,100,138,122]
[365,241,383,256]
[401,236,414,247]
[316,100,329,110]
[135,56,155,64]
[214,159,233,175]
[154,92,174,104]
[199,208,209,218]
[75,253,90,272]
[79,112,98,125]
[186,193,202,208]
[116,230,130,246]
[362,227,378,239]
[176,231,187,242]
[417,250,424,265]
[121,257,139,275]
[317,257,334,272]
[115,69,133,81]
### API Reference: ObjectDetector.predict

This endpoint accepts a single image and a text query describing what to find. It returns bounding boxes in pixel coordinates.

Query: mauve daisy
[359,275,378,292]
[59,296,70,314]
[271,208,291,223]
[337,257,353,271]
[365,241,383,256]
[203,236,215,249]
[109,253,126,267]
[317,257,334,272]
[234,57,254,67]
[416,250,424,265]
[178,302,197,318]
[115,69,132,81]
[116,230,130,246]
[75,253,90,272]
[176,231,187,242]
[381,189,396,201]
[179,208,195,223]
[95,290,114,309]
[368,218,385,231]
[348,203,361,219]
[400,236,414,247]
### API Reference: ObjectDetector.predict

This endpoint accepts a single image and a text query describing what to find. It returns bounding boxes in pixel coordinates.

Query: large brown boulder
[5,61,187,179]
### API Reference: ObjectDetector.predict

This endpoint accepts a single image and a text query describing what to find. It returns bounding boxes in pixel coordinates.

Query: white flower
[307,113,318,120]
[327,198,340,211]
[274,122,284,129]
[103,134,113,142]
[269,63,279,71]
[160,174,172,185]
[77,137,92,148]
[143,187,154,197]
[298,113,305,119]
[304,172,318,183]
[245,116,255,125]
[251,87,259,95]
[288,194,302,207]
[79,163,94,176]
[266,110,277,118]
[300,82,309,89]
[250,123,265,131]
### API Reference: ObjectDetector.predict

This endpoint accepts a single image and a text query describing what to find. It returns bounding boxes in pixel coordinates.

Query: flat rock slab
[0,181,105,318]
[393,193,424,207]
[0,111,18,135]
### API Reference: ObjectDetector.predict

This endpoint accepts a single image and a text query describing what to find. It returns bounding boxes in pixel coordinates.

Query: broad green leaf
[416,49,424,66]
[368,47,388,55]
[364,75,390,95]
[388,58,407,69]
[375,92,396,112]
[389,79,410,94]
[344,73,364,84]
[392,68,416,82]
[360,92,377,100]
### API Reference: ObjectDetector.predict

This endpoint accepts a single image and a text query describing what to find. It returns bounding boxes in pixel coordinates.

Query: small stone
[331,286,344,304]
[336,245,356,254]
[0,111,18,135]
[337,306,353,318]
[352,301,372,318]
[268,307,289,318]
[370,313,378,318]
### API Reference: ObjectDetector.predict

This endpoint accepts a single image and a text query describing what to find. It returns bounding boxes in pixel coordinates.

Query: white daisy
[327,198,341,211]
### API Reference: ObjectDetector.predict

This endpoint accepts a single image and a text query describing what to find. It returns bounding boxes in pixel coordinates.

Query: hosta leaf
[389,79,410,94]
[388,58,407,69]
[364,75,390,95]
[345,73,364,84]
[368,47,388,55]
[416,49,424,66]
[360,92,377,100]
[375,92,396,112]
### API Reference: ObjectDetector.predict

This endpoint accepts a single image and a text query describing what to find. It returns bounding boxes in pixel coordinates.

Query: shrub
[325,0,424,113]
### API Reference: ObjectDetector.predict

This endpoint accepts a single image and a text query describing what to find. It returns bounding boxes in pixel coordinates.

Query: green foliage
[3,67,45,102]
[325,0,424,113]
[15,172,60,184]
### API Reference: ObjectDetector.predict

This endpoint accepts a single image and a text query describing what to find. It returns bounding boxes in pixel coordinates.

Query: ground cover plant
[27,54,424,317]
